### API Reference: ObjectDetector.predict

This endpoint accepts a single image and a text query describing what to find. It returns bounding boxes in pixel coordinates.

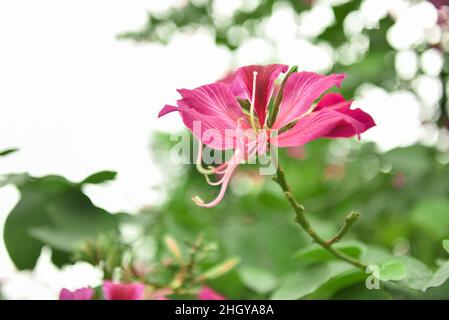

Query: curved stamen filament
[249,71,258,133]
[192,149,243,208]
[213,161,228,173]
[205,174,225,186]
[193,118,270,207]
[195,139,216,175]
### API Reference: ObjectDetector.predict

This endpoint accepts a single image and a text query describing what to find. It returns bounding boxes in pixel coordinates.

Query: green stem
[326,211,360,245]
[273,164,366,270]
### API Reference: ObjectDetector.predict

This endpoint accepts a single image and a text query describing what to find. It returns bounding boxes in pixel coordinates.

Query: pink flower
[102,281,145,300]
[198,286,226,300]
[429,0,449,26]
[59,287,94,300]
[159,64,375,207]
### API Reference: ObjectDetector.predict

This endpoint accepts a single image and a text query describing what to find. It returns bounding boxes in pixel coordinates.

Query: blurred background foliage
[2,0,449,299]
[119,0,449,128]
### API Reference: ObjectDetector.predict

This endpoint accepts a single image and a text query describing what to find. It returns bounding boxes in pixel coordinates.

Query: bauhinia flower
[102,281,145,300]
[159,64,375,207]
[59,287,94,300]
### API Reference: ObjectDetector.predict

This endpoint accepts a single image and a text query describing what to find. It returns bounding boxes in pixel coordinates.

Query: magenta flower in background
[429,0,449,26]
[159,64,375,207]
[59,287,94,300]
[198,286,226,300]
[102,281,145,300]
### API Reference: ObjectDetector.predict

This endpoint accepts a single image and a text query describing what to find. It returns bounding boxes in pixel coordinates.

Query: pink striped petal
[272,106,373,147]
[59,287,94,300]
[236,64,288,126]
[314,93,376,138]
[179,104,244,150]
[315,92,347,110]
[158,104,178,118]
[177,82,245,125]
[272,72,345,129]
[158,83,250,150]
[325,108,375,138]
[219,70,246,98]
[102,281,145,300]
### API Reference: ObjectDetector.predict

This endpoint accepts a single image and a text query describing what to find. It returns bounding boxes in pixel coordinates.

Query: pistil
[249,71,258,133]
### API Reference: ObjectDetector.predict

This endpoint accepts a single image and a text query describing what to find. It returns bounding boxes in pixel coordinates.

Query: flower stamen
[195,139,216,175]
[249,71,258,133]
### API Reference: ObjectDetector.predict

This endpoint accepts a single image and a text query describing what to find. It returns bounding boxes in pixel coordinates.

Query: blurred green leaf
[424,261,449,290]
[271,262,354,300]
[333,283,392,300]
[3,174,121,270]
[0,148,19,157]
[239,266,278,294]
[81,170,117,185]
[306,268,366,299]
[411,199,449,238]
[295,241,366,264]
[443,240,449,254]
[29,227,84,252]
[396,256,432,291]
[378,260,407,282]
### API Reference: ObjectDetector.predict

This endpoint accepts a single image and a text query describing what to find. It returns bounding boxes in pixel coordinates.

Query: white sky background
[0,0,233,298]
[0,0,446,299]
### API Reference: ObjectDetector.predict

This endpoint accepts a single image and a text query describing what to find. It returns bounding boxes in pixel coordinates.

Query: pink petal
[158,83,250,150]
[272,72,345,129]
[315,92,347,110]
[198,286,226,300]
[177,82,245,125]
[102,281,145,300]
[218,70,246,98]
[236,64,288,126]
[325,108,376,138]
[314,93,376,138]
[158,104,178,118]
[178,103,243,150]
[272,106,374,147]
[59,287,94,300]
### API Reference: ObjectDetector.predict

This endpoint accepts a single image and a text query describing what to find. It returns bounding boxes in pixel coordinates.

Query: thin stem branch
[273,164,366,270]
[326,211,360,245]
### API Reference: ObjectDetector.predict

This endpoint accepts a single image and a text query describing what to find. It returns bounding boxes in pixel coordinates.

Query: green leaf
[271,262,354,300]
[271,265,329,300]
[81,171,117,185]
[29,227,85,252]
[3,174,120,270]
[443,240,449,254]
[396,256,432,290]
[221,213,308,276]
[378,260,407,282]
[4,176,68,269]
[411,199,449,238]
[295,241,366,264]
[425,261,449,290]
[0,147,19,157]
[239,266,278,294]
[364,250,431,291]
[306,268,366,299]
